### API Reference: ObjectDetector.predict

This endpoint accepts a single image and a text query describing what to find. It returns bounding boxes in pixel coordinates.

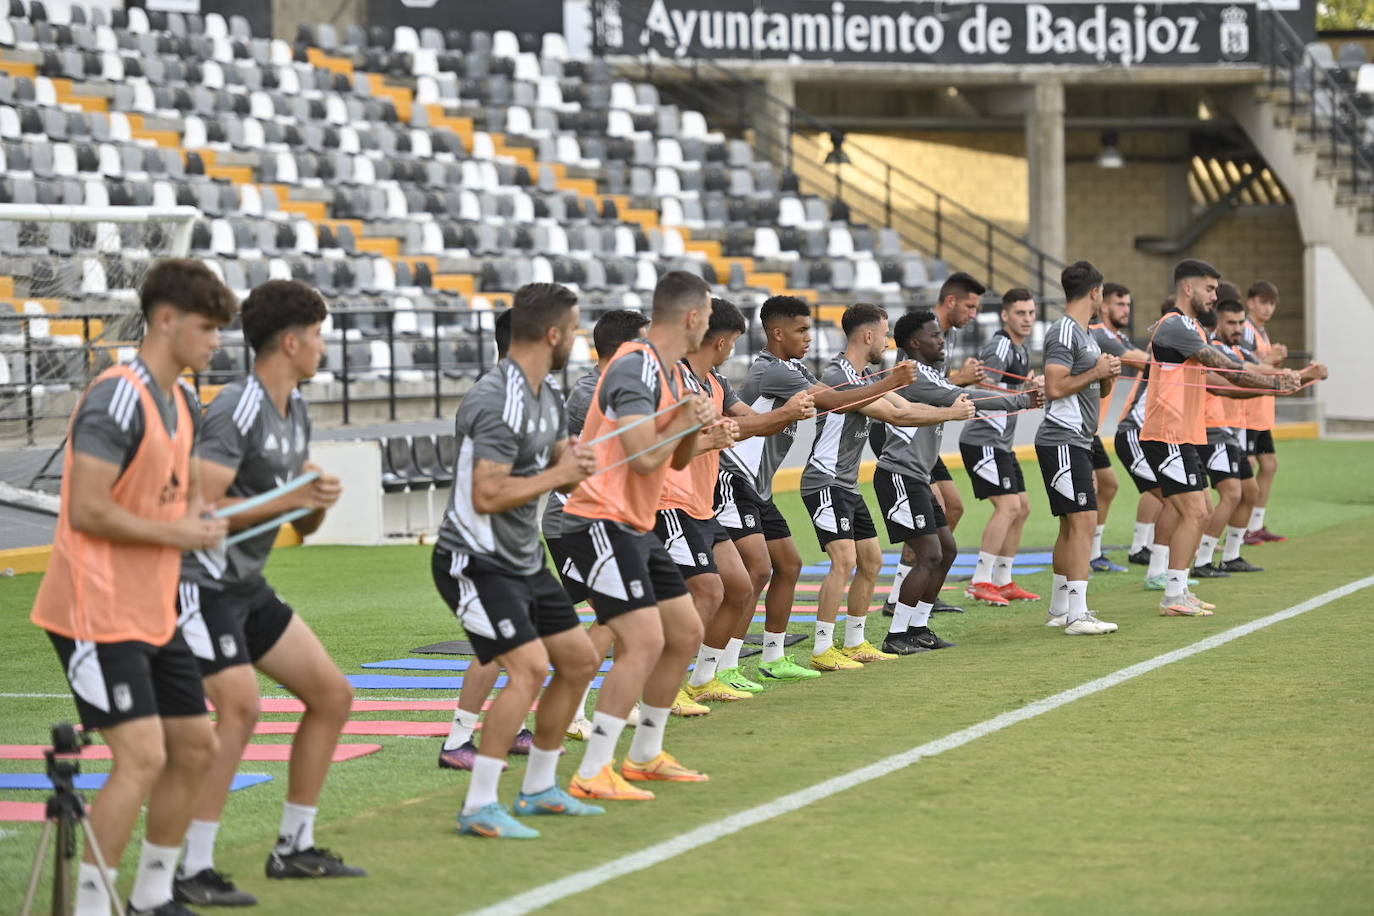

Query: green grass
[2,439,1372,914]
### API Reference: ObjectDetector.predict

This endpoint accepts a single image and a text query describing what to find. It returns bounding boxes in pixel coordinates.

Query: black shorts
[178,578,294,676]
[930,457,953,483]
[1204,441,1253,486]
[868,423,887,461]
[1141,440,1206,497]
[873,468,947,543]
[1090,435,1113,471]
[432,548,581,664]
[714,470,791,542]
[552,520,689,623]
[654,509,719,579]
[1036,443,1099,516]
[1247,429,1275,456]
[47,630,206,731]
[802,486,878,548]
[1114,427,1158,493]
[959,443,1026,499]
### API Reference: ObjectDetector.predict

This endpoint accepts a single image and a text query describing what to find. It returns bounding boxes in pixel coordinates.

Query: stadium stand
[0,1,952,420]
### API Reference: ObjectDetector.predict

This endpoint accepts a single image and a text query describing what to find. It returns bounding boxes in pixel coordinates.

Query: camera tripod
[20,725,123,916]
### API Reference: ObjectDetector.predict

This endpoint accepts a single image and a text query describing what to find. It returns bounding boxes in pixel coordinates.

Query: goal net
[1,205,200,447]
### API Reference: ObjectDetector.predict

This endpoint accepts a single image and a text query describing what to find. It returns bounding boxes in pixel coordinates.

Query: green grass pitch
[2,439,1372,914]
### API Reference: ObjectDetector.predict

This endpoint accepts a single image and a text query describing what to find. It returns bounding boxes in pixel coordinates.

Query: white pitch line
[466,574,1374,916]
[0,692,70,699]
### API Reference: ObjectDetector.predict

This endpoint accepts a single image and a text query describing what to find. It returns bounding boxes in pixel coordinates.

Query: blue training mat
[0,773,272,791]
[362,659,616,673]
[345,674,607,690]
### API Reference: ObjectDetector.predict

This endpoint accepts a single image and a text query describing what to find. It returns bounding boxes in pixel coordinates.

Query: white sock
[888,602,915,635]
[129,841,179,912]
[1195,535,1218,568]
[76,862,118,916]
[813,621,834,655]
[1223,526,1246,562]
[719,637,744,671]
[462,754,504,815]
[689,643,721,687]
[1131,522,1155,553]
[444,707,480,751]
[1165,568,1188,601]
[627,704,670,763]
[1249,507,1266,530]
[1091,525,1105,559]
[1147,544,1170,579]
[275,801,317,854]
[911,600,933,628]
[1049,574,1068,616]
[843,614,866,648]
[576,711,627,779]
[972,551,995,583]
[992,556,1014,587]
[576,680,594,719]
[887,563,911,603]
[761,630,786,663]
[521,746,561,796]
[178,819,219,877]
[1066,580,1089,622]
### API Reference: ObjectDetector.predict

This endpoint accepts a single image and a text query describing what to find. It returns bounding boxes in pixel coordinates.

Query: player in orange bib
[1139,260,1299,617]
[557,271,719,799]
[30,260,237,916]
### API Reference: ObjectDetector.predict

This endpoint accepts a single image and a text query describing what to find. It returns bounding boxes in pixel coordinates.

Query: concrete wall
[1308,244,1374,428]
[273,0,368,43]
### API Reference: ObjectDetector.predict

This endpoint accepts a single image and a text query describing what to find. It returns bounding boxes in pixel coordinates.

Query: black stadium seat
[413,435,452,487]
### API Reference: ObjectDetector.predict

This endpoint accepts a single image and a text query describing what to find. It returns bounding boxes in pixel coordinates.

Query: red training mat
[0,743,382,762]
[0,800,68,822]
[253,720,448,737]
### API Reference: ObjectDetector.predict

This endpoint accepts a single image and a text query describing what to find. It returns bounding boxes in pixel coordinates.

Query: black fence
[1259,9,1374,196]
[2,299,1057,446]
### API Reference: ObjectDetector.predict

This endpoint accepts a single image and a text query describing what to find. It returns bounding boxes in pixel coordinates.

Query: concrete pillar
[1026,79,1066,266]
[760,71,796,172]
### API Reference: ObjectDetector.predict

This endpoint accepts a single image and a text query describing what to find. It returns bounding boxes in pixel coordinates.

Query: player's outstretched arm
[727,390,815,440]
[811,360,917,414]
[471,441,595,514]
[863,391,975,427]
[1194,346,1298,391]
[1043,354,1118,400]
[68,452,227,551]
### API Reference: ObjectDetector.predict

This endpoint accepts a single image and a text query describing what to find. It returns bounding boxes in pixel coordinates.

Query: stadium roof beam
[819,116,1239,132]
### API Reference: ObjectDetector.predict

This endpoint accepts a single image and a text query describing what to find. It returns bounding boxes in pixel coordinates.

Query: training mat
[739,633,807,658]
[255,721,448,737]
[363,658,616,673]
[0,773,272,791]
[0,744,381,763]
[1,800,68,822]
[344,674,607,690]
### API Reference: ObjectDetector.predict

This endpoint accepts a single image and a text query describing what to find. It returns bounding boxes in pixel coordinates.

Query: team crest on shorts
[839,517,851,531]
[697,552,709,565]
[498,619,516,639]
[1188,474,1197,485]
[1077,492,1087,506]
[112,683,132,712]
[1002,477,1011,488]
[219,634,238,659]
[914,514,926,529]
[630,580,645,599]
[744,514,756,527]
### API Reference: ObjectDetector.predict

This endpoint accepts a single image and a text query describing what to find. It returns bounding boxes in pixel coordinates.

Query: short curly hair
[139,258,238,325]
[240,280,329,354]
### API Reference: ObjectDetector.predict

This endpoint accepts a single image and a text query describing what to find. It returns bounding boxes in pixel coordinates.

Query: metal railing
[1259,8,1374,196]
[591,0,1067,297]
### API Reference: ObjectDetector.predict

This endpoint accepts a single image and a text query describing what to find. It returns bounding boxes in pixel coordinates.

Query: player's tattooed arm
[1195,346,1297,390]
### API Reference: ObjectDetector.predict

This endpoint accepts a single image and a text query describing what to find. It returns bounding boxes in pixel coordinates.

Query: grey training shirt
[540,368,598,541]
[801,355,875,495]
[72,357,201,473]
[1035,316,1103,451]
[720,349,818,501]
[184,375,310,588]
[437,359,567,575]
[958,331,1029,451]
[879,361,1028,483]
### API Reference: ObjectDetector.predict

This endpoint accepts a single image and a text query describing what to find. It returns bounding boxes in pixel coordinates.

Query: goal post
[0,204,201,308]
